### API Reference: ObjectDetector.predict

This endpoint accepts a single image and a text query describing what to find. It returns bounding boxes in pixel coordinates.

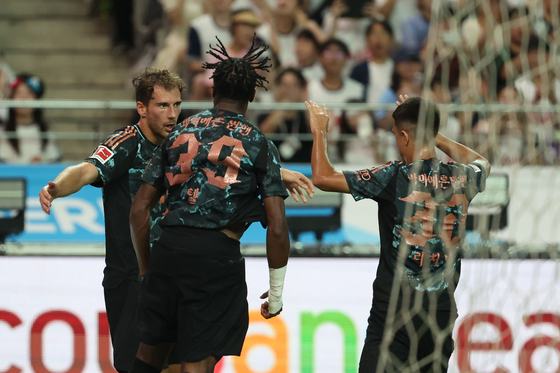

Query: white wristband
[268,265,287,314]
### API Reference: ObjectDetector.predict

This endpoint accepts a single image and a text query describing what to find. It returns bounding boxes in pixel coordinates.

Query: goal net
[377,0,560,372]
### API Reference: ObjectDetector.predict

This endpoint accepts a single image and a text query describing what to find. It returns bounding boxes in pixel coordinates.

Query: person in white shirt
[307,38,365,161]
[186,0,235,76]
[0,74,61,164]
[295,29,324,82]
[350,20,395,104]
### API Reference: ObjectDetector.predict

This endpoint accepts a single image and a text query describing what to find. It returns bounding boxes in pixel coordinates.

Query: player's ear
[402,129,410,146]
[136,101,147,118]
[249,89,256,103]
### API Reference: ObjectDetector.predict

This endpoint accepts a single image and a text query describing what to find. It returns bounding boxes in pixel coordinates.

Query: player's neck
[213,99,249,117]
[138,120,164,146]
[409,146,437,163]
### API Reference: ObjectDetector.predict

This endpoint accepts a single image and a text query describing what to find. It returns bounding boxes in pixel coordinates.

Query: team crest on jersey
[468,164,480,173]
[91,145,114,164]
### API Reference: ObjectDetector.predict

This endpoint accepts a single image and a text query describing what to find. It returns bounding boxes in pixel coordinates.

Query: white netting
[377,1,560,372]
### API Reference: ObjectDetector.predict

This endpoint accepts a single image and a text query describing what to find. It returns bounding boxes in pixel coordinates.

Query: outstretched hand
[281,169,315,203]
[396,94,409,106]
[260,291,282,319]
[304,101,329,133]
[39,181,59,215]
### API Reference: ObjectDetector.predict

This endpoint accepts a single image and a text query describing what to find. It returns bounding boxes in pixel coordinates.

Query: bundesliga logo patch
[468,164,480,173]
[91,145,114,164]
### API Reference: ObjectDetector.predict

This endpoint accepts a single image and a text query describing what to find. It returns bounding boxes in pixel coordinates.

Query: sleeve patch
[90,145,115,164]
[468,164,481,173]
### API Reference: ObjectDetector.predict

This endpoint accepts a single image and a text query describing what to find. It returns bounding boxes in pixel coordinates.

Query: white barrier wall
[1,257,559,373]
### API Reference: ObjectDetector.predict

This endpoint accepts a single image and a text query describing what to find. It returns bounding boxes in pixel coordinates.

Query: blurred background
[1,1,560,372]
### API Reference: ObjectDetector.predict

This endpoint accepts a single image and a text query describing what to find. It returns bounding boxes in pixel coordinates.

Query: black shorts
[359,300,456,373]
[104,279,142,372]
[137,226,249,363]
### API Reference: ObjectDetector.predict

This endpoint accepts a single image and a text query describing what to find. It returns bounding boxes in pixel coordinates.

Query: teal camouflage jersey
[142,108,288,230]
[86,124,166,287]
[343,158,487,310]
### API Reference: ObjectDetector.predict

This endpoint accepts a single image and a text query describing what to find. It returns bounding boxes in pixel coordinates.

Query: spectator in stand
[338,100,375,163]
[150,0,204,73]
[307,38,365,161]
[374,0,419,44]
[0,74,61,163]
[421,6,461,94]
[189,9,263,102]
[456,67,490,153]
[321,0,380,59]
[429,77,461,162]
[350,20,396,103]
[258,68,313,162]
[111,0,135,54]
[460,0,504,58]
[516,70,559,165]
[486,7,541,100]
[374,51,422,130]
[541,0,560,41]
[255,0,325,68]
[491,85,527,165]
[0,48,16,123]
[295,30,324,81]
[400,0,431,58]
[186,0,235,76]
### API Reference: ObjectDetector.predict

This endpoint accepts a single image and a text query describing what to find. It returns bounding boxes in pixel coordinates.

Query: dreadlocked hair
[202,36,271,102]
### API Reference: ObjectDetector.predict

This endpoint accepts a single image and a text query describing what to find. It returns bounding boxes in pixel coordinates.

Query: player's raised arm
[39,162,100,215]
[305,100,350,193]
[435,133,491,177]
[260,195,290,319]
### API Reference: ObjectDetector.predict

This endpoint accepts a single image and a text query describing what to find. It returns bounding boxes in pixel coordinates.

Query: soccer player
[305,96,490,372]
[128,38,290,373]
[38,67,311,373]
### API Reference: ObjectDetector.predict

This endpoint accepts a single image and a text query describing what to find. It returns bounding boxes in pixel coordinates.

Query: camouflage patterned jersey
[343,158,487,310]
[142,109,288,230]
[86,124,165,287]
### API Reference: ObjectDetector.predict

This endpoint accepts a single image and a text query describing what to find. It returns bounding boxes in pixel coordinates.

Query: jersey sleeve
[343,161,398,202]
[84,128,137,186]
[141,144,167,191]
[465,161,488,200]
[255,138,289,199]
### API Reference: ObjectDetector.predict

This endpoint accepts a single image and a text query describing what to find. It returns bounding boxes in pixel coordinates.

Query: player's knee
[180,355,218,373]
[130,358,160,373]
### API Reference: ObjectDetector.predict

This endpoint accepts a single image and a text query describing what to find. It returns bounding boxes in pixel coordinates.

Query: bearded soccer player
[128,37,291,373]
[306,96,490,372]
[38,67,312,373]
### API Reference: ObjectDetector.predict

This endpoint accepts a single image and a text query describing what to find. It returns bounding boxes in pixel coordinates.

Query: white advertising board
[1,258,559,373]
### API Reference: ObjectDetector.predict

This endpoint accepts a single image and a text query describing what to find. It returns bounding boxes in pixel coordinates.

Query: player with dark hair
[306,95,490,372]
[39,66,311,373]
[128,38,293,373]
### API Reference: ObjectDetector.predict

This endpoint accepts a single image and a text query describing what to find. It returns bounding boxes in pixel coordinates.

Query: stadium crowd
[1,0,560,166]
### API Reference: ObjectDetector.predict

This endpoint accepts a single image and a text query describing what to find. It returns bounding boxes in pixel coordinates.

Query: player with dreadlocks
[128,37,295,373]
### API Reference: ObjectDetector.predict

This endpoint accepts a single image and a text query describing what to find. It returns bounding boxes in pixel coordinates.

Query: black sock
[130,358,160,373]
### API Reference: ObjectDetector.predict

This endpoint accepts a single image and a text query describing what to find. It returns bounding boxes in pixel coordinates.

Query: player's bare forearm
[436,133,491,175]
[39,162,100,214]
[53,162,100,198]
[130,183,163,277]
[305,101,350,193]
[263,196,290,269]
